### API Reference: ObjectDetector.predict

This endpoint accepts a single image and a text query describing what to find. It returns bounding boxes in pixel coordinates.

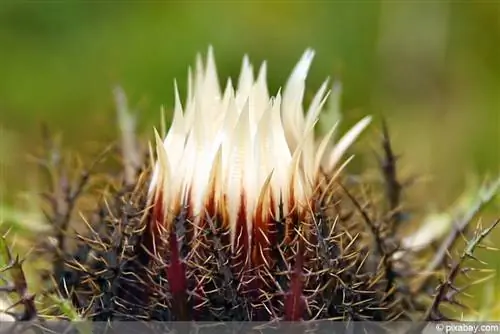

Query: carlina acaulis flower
[134,48,396,322]
[147,47,371,275]
[9,46,497,327]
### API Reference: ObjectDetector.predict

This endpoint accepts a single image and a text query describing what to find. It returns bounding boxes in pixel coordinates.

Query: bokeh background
[0,1,499,315]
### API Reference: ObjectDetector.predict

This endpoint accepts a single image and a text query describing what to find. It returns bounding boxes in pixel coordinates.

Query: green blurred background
[0,1,499,313]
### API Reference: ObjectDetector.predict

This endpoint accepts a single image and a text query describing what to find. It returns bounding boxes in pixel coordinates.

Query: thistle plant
[0,48,498,330]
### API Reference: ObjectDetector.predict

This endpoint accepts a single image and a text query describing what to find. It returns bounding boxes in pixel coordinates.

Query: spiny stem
[0,236,37,321]
[378,118,403,229]
[419,177,500,291]
[425,218,500,321]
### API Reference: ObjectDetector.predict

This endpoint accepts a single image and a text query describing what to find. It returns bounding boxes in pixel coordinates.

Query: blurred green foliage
[1,2,498,203]
[0,1,499,314]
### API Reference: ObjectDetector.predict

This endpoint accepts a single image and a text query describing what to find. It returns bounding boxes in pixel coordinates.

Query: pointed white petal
[205,45,221,100]
[237,55,254,109]
[326,115,372,173]
[163,80,186,170]
[314,121,339,173]
[282,49,315,149]
[305,78,330,131]
[319,80,343,137]
[153,128,171,220]
[253,61,269,123]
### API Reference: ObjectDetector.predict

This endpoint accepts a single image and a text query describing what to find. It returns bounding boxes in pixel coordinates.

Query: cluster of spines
[53,184,404,322]
[36,122,416,322]
[0,119,497,330]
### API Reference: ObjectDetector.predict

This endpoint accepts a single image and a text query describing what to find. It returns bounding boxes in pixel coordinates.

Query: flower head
[148,47,371,268]
[31,47,496,324]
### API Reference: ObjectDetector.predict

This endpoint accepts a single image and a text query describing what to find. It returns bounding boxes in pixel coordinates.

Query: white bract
[149,47,372,251]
